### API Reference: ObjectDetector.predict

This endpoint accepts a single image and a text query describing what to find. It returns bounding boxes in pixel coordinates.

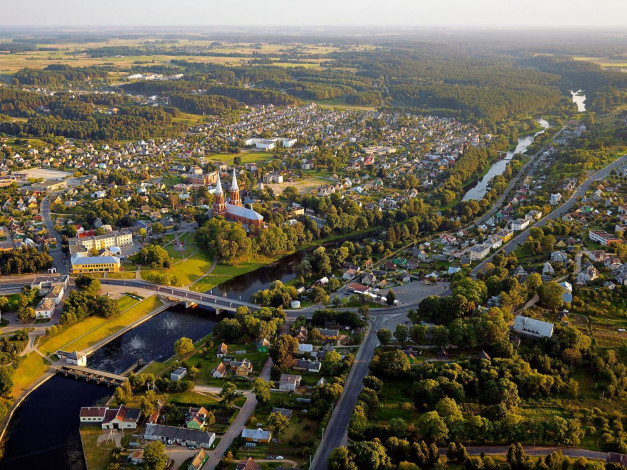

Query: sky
[3,0,626,28]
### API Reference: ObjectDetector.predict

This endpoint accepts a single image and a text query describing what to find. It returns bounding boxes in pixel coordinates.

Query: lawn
[167,391,221,407]
[11,353,50,397]
[106,271,136,280]
[79,426,117,470]
[208,151,274,165]
[142,249,213,287]
[189,258,270,293]
[38,296,163,355]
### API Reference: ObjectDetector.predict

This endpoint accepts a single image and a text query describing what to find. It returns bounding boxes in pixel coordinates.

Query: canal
[462,119,550,201]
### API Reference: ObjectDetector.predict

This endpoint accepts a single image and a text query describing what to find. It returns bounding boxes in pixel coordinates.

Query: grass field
[106,271,136,280]
[189,258,271,293]
[208,151,274,165]
[38,296,163,355]
[11,353,50,397]
[79,426,117,470]
[142,249,213,286]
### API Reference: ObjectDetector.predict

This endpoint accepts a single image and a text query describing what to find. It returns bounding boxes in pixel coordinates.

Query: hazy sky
[4,0,627,28]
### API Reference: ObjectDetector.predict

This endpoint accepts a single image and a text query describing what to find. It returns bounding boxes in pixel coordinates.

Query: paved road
[199,356,273,469]
[40,195,69,275]
[473,154,627,275]
[310,315,385,470]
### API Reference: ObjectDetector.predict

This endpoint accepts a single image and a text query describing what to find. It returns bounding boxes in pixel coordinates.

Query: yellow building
[69,230,133,254]
[70,253,121,274]
[496,229,513,243]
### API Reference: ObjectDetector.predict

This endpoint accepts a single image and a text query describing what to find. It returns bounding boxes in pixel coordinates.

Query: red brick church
[213,170,264,229]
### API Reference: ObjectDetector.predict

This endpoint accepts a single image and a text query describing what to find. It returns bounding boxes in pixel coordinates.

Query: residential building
[511,219,530,231]
[469,243,491,261]
[144,424,216,448]
[79,405,141,429]
[589,230,622,247]
[279,374,302,391]
[512,315,554,338]
[186,407,210,430]
[188,449,209,470]
[241,428,272,444]
[68,230,133,254]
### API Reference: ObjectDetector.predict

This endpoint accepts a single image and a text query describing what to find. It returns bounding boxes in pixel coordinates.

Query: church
[212,170,264,229]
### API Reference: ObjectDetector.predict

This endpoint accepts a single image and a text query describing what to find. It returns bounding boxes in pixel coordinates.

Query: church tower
[213,173,226,215]
[230,169,242,207]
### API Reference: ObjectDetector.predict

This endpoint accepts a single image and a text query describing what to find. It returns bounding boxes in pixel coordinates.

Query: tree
[386,289,396,306]
[138,227,147,241]
[350,440,391,470]
[143,441,168,470]
[377,328,392,345]
[321,350,343,376]
[253,378,271,405]
[270,334,299,369]
[394,324,408,347]
[114,381,133,405]
[538,281,564,311]
[18,307,35,323]
[525,272,542,294]
[328,446,358,470]
[219,382,238,408]
[416,411,449,443]
[267,412,290,440]
[371,349,410,378]
[152,222,165,235]
[410,324,428,344]
[0,367,14,397]
[174,337,194,357]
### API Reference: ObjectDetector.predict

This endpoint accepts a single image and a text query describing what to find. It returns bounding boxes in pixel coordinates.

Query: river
[0,305,220,470]
[0,239,342,469]
[571,90,586,112]
[462,119,550,202]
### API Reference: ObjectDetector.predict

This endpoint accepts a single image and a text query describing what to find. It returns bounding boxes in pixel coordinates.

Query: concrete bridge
[100,279,259,313]
[54,364,126,388]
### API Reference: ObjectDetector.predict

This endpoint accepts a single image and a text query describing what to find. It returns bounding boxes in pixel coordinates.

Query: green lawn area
[208,151,274,165]
[142,249,213,287]
[38,296,163,355]
[11,353,50,397]
[167,391,222,407]
[189,258,271,293]
[80,426,117,470]
[106,271,136,280]
[115,294,139,312]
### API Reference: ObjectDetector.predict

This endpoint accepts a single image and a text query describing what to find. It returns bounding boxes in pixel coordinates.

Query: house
[144,424,216,448]
[318,328,339,340]
[70,252,121,274]
[550,193,562,205]
[241,428,272,444]
[347,283,370,294]
[80,405,141,429]
[512,315,554,338]
[212,362,227,378]
[188,449,208,470]
[271,407,293,420]
[496,229,513,242]
[171,367,188,381]
[128,450,144,465]
[295,326,308,343]
[542,262,555,275]
[236,457,261,470]
[278,374,302,391]
[469,243,491,261]
[551,251,568,263]
[294,359,321,373]
[186,407,210,430]
[67,351,87,367]
[577,266,599,285]
[217,343,228,358]
[230,358,253,377]
[589,230,622,247]
[488,236,503,249]
[34,298,56,319]
[298,343,314,354]
[511,219,530,231]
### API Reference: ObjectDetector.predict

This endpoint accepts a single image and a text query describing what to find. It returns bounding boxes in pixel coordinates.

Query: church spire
[230,168,241,207]
[213,172,226,215]
[231,168,239,191]
[215,172,223,194]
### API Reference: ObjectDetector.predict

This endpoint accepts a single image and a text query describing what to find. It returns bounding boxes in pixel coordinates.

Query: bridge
[100,279,259,313]
[54,364,126,387]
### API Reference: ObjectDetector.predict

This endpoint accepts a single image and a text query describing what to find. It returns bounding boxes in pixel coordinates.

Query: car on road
[276,456,284,460]
[266,455,274,459]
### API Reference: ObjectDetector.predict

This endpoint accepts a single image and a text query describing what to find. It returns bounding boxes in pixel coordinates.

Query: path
[200,356,273,469]
[188,258,217,288]
[458,446,608,460]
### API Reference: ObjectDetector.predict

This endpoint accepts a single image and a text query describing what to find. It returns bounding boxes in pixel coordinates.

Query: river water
[0,305,219,470]
[462,119,550,201]
[571,90,586,112]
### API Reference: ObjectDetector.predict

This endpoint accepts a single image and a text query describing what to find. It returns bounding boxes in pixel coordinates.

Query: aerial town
[0,12,625,470]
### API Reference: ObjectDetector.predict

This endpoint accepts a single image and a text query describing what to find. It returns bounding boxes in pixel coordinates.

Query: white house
[511,219,530,231]
[469,243,491,261]
[67,351,87,367]
[34,298,55,319]
[550,193,562,205]
[512,315,554,338]
[278,374,302,391]
[542,262,555,275]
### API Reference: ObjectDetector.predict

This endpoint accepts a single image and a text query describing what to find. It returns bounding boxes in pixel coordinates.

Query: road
[40,195,69,275]
[473,154,627,275]
[460,446,608,460]
[198,356,273,469]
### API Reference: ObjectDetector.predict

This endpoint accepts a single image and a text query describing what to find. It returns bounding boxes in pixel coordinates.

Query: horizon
[3,0,626,29]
